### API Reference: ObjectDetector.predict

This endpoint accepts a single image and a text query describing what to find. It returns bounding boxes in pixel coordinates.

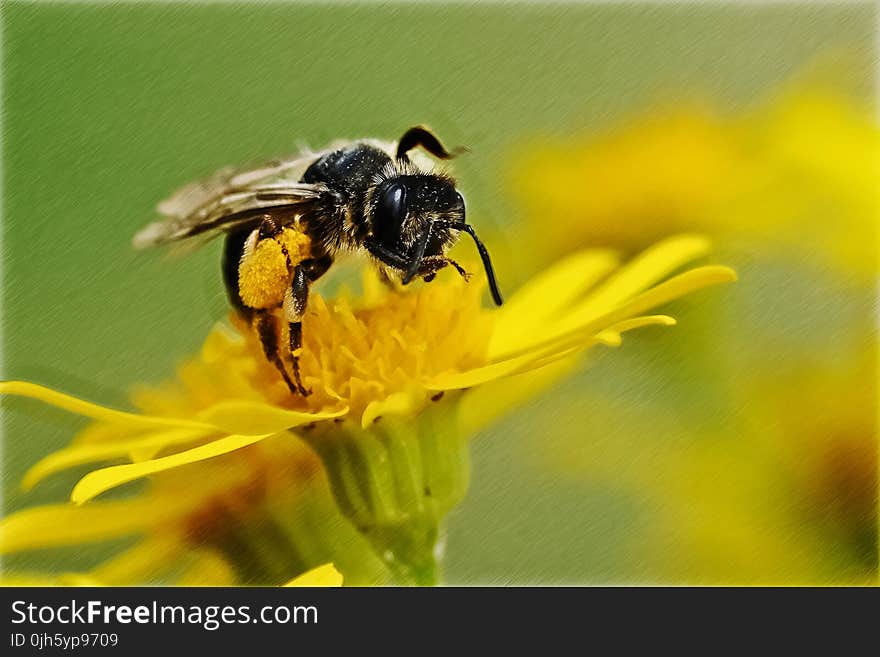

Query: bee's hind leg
[282,266,310,397]
[282,257,330,398]
[253,309,301,396]
[287,321,308,397]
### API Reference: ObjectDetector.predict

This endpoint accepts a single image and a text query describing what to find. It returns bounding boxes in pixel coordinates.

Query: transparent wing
[133,150,329,249]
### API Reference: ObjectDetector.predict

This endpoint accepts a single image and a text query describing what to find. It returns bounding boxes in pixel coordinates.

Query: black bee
[134,126,503,396]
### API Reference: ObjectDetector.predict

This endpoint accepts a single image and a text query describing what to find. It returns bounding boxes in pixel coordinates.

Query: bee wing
[134,151,327,249]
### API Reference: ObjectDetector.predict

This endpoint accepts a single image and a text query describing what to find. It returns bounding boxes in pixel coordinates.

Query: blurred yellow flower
[546,346,877,585]
[510,85,878,276]
[1,237,733,585]
[507,80,877,584]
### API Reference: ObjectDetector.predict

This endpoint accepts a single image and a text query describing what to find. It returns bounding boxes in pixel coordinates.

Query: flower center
[176,276,493,423]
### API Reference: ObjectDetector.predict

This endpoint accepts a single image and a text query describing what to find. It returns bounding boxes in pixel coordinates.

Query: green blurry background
[2,2,876,583]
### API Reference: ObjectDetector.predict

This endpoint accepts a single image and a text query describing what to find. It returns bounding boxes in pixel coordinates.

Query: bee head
[370,174,463,251]
[365,173,503,306]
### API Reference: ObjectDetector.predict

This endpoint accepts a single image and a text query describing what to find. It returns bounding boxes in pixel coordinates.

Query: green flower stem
[300,401,471,586]
[210,472,394,586]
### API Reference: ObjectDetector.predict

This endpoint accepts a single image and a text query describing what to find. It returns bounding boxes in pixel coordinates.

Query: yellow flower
[509,84,878,276]
[1,236,734,585]
[542,344,877,585]
[503,79,877,584]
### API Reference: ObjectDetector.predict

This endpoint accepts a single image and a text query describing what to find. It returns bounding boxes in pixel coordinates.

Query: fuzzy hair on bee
[134,125,503,396]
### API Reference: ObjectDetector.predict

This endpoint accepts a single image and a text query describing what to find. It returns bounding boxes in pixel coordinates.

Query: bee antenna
[396,126,465,163]
[444,222,503,306]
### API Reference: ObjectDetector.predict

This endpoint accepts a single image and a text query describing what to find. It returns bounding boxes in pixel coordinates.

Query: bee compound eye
[377,182,407,236]
[455,192,466,218]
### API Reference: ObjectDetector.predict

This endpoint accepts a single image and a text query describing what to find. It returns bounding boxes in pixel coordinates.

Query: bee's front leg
[422,256,471,281]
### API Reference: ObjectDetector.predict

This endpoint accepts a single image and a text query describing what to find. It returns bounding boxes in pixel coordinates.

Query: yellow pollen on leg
[237,228,312,309]
[277,228,312,262]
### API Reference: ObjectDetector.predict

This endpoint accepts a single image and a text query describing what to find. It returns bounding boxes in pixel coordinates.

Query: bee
[134,126,503,396]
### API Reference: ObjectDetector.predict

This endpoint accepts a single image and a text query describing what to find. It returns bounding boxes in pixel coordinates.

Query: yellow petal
[284,563,344,587]
[200,323,241,361]
[595,265,737,328]
[0,381,211,431]
[489,235,709,360]
[195,400,347,435]
[576,234,711,310]
[0,573,103,587]
[528,237,709,344]
[458,357,580,436]
[497,265,737,362]
[0,497,189,554]
[22,428,210,491]
[361,389,425,428]
[426,341,583,390]
[71,432,275,504]
[1,573,63,586]
[489,249,619,357]
[595,314,677,345]
[71,421,152,446]
[89,536,183,585]
[430,314,678,391]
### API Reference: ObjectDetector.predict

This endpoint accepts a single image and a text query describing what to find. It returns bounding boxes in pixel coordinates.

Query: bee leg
[254,309,300,396]
[288,322,309,397]
[421,256,471,281]
[283,264,312,397]
[301,254,333,282]
[257,215,283,240]
[255,216,303,277]
[364,240,410,270]
[415,256,471,284]
[365,241,465,285]
[224,216,287,312]
[447,258,470,279]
